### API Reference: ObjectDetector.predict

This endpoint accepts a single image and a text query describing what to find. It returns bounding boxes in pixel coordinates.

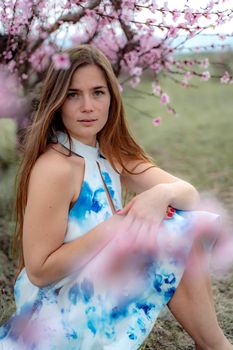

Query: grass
[123,76,233,209]
[0,67,233,348]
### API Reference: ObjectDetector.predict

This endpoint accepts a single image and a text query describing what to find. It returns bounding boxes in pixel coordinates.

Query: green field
[124,76,233,200]
[0,67,233,348]
[123,76,233,348]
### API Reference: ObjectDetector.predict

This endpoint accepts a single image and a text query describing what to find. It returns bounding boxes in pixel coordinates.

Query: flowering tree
[0,0,233,127]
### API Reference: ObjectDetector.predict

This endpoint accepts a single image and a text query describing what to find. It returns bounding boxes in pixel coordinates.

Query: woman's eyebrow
[68,86,107,91]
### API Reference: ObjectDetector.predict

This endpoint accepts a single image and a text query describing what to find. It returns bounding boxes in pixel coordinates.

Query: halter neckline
[56,131,103,161]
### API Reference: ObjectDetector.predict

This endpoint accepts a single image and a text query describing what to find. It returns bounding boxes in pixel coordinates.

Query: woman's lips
[78,119,97,125]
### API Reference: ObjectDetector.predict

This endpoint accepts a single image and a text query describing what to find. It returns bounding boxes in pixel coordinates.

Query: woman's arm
[151,181,200,211]
[23,154,121,288]
[116,161,200,260]
[121,160,200,210]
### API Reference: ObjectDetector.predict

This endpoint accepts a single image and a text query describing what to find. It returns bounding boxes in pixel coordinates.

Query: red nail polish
[170,208,176,213]
[167,212,173,218]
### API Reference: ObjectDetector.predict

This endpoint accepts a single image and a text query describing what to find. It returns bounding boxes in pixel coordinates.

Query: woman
[0,44,232,350]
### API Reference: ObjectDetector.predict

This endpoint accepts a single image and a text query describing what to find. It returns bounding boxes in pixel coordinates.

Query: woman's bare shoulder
[30,143,79,187]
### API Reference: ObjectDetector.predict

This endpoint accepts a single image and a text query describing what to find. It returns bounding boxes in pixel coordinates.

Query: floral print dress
[0,131,219,350]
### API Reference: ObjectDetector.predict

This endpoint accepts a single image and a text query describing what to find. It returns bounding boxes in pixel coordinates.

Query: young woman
[0,44,232,350]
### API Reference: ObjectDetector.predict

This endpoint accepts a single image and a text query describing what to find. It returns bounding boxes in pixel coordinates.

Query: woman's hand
[118,183,175,219]
[99,185,176,284]
[114,184,176,259]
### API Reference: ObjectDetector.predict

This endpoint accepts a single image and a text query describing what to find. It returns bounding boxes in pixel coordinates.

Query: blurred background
[0,0,233,348]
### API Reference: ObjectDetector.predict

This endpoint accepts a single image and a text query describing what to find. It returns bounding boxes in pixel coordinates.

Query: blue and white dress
[0,132,219,350]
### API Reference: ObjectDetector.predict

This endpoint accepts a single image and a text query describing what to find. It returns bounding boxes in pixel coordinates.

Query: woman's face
[61,64,111,146]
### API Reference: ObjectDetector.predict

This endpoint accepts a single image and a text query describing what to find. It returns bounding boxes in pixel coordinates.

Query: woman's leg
[194,239,219,350]
[167,240,233,350]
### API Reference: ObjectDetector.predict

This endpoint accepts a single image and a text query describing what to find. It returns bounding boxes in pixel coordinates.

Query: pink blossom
[203,11,212,20]
[220,71,230,84]
[186,60,194,67]
[22,73,28,80]
[181,78,189,87]
[172,10,181,22]
[97,17,109,27]
[29,45,55,72]
[152,82,161,96]
[200,58,209,69]
[206,1,215,11]
[120,9,134,22]
[184,71,192,80]
[122,50,139,70]
[63,2,71,10]
[152,117,161,126]
[150,3,158,13]
[130,66,142,76]
[201,71,211,81]
[168,26,178,38]
[52,53,71,70]
[121,0,135,11]
[160,92,170,105]
[7,60,16,73]
[218,34,226,41]
[0,66,28,119]
[3,50,13,60]
[146,17,156,25]
[136,32,162,53]
[85,9,97,18]
[129,76,140,88]
[184,8,195,25]
[110,10,119,20]
[151,63,162,74]
[216,15,226,25]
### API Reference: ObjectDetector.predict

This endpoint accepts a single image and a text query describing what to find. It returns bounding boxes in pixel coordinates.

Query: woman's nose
[80,94,94,112]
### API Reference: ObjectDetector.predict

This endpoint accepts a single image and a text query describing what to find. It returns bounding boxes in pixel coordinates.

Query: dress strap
[96,161,117,214]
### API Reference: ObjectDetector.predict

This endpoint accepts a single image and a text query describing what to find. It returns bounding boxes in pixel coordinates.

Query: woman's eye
[94,90,104,96]
[67,91,104,99]
[67,92,79,99]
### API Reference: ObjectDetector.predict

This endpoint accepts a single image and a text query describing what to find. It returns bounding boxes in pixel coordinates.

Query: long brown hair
[12,44,156,279]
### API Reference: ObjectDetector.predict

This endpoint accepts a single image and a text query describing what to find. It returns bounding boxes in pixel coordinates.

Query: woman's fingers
[114,206,176,259]
[106,207,178,283]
